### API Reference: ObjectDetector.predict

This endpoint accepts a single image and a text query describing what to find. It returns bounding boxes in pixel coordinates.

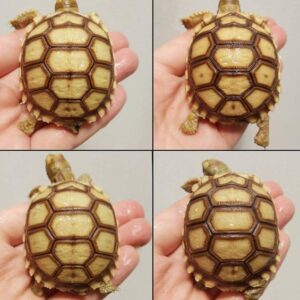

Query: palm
[154,182,294,300]
[0,30,138,149]
[154,18,287,150]
[0,200,151,300]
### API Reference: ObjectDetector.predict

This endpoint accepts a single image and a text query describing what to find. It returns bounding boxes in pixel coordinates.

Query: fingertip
[115,200,145,225]
[264,181,283,198]
[119,218,151,247]
[275,195,295,229]
[109,31,130,51]
[115,48,139,82]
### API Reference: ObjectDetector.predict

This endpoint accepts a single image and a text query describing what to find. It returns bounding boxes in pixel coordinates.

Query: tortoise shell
[25,180,118,294]
[183,173,279,291]
[187,12,280,123]
[21,11,115,129]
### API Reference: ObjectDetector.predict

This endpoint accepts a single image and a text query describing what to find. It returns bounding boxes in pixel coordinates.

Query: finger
[119,218,151,247]
[0,30,25,77]
[278,230,290,267]
[267,17,287,51]
[114,200,145,226]
[264,181,283,199]
[30,85,126,149]
[154,196,188,256]
[217,122,248,149]
[111,245,139,286]
[215,292,243,300]
[109,31,129,52]
[274,195,295,229]
[264,181,295,228]
[0,202,28,246]
[155,30,194,77]
[115,48,139,82]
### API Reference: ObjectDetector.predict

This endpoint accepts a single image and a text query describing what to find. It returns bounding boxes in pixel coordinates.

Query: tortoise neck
[218,0,241,14]
[46,154,75,183]
[55,0,79,12]
[202,159,231,176]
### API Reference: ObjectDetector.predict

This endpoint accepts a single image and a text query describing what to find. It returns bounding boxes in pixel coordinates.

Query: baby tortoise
[25,154,118,296]
[11,0,116,135]
[182,159,280,299]
[181,0,281,148]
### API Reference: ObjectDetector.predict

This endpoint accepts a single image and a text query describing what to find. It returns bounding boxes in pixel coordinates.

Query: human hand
[154,181,294,300]
[0,200,151,300]
[154,18,287,150]
[0,30,138,149]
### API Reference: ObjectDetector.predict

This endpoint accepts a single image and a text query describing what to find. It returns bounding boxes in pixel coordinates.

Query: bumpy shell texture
[183,173,279,291]
[21,11,115,126]
[25,181,118,294]
[187,12,280,123]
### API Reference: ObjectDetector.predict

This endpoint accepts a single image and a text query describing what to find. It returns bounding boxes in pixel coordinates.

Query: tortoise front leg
[10,10,40,29]
[255,112,270,148]
[182,11,214,29]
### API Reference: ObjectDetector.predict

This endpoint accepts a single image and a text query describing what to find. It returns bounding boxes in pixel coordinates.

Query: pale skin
[0,29,138,149]
[154,18,287,149]
[0,200,151,300]
[154,181,294,300]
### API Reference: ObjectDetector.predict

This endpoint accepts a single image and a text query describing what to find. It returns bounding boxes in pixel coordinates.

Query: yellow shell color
[184,172,279,292]
[25,180,118,294]
[21,11,115,133]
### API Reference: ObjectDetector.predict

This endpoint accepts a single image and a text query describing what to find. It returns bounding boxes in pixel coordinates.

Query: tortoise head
[218,0,241,14]
[55,0,79,12]
[46,154,75,183]
[202,159,231,176]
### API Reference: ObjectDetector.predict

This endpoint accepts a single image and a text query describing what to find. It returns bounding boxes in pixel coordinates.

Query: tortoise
[182,159,280,299]
[11,0,116,135]
[24,154,118,296]
[180,0,281,148]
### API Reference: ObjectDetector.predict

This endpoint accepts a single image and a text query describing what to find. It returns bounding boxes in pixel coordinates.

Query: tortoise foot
[18,115,38,136]
[10,10,39,29]
[180,112,200,135]
[182,11,213,29]
[255,112,269,148]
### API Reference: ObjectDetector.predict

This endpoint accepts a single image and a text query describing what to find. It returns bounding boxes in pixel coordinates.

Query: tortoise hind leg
[10,10,39,29]
[254,112,269,148]
[98,281,118,294]
[18,114,38,136]
[182,11,214,29]
[180,110,200,135]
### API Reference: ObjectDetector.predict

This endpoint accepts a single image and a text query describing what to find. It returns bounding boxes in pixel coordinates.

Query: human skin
[0,200,151,300]
[0,30,138,149]
[154,18,287,150]
[154,181,295,300]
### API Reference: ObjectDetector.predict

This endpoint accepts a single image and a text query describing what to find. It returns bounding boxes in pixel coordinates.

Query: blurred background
[0,0,152,150]
[154,151,299,299]
[0,151,152,300]
[154,0,300,149]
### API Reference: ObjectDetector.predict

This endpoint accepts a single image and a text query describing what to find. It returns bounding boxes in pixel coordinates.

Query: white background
[0,151,152,300]
[154,151,300,299]
[154,0,300,149]
[0,0,152,150]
